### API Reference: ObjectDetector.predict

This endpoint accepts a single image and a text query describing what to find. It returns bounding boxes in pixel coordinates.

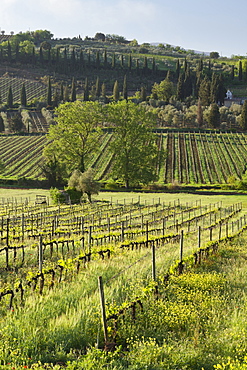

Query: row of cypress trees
[0,42,159,76]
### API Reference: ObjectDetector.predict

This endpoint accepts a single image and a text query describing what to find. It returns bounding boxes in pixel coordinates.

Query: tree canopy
[106,100,159,188]
[44,101,103,175]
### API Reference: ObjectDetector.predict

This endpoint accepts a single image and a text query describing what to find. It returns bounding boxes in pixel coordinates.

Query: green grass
[0,191,247,368]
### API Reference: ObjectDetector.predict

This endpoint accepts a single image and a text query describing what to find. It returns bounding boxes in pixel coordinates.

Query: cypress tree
[128,54,132,70]
[7,86,13,108]
[71,48,76,67]
[198,77,211,106]
[32,47,36,64]
[208,60,211,76]
[101,82,106,99]
[152,57,156,74]
[183,58,188,73]
[136,59,140,75]
[83,78,89,101]
[184,69,192,98]
[59,82,64,102]
[143,56,148,74]
[47,77,52,106]
[120,54,124,69]
[64,85,69,102]
[95,51,100,69]
[240,100,247,130]
[140,86,147,101]
[79,50,84,69]
[195,72,202,98]
[20,83,27,106]
[0,115,4,132]
[103,49,107,68]
[197,98,203,127]
[198,58,203,72]
[53,89,59,108]
[210,73,219,103]
[175,59,180,80]
[113,80,119,101]
[111,53,116,69]
[177,73,184,101]
[208,103,220,128]
[56,47,60,64]
[123,75,128,100]
[39,46,43,64]
[239,60,243,81]
[63,48,68,74]
[95,77,100,98]
[87,50,91,67]
[71,78,76,102]
[230,65,235,80]
[7,41,12,62]
[218,74,226,106]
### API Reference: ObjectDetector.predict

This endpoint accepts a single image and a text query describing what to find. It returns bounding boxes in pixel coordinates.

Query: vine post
[98,276,108,343]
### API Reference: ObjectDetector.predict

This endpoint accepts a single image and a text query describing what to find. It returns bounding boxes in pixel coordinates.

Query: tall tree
[113,80,119,101]
[101,82,106,100]
[240,100,247,130]
[0,115,4,132]
[44,101,103,174]
[7,41,12,62]
[71,77,76,102]
[152,57,156,74]
[140,86,147,101]
[198,77,211,106]
[103,49,107,68]
[95,51,100,69]
[111,52,116,69]
[83,78,89,101]
[128,54,132,70]
[95,77,100,98]
[175,59,180,80]
[177,73,184,101]
[7,86,13,108]
[20,83,27,106]
[47,76,52,106]
[239,60,243,81]
[59,82,64,102]
[123,75,128,100]
[197,98,203,127]
[107,100,159,188]
[208,103,220,128]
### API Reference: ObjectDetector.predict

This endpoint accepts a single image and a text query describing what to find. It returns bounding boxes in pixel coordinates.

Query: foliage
[44,101,103,175]
[106,100,159,188]
[10,112,25,132]
[68,168,100,202]
[151,78,174,102]
[240,100,247,130]
[41,155,66,187]
[208,103,220,128]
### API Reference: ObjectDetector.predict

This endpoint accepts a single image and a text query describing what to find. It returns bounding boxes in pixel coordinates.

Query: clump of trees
[43,100,160,194]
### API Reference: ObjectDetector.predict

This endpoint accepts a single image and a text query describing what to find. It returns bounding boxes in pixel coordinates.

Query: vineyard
[0,76,50,103]
[1,131,247,184]
[0,192,247,368]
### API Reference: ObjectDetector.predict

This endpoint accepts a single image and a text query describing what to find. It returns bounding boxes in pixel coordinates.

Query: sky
[1,0,246,58]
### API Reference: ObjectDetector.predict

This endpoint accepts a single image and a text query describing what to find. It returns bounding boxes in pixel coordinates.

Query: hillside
[1,131,247,186]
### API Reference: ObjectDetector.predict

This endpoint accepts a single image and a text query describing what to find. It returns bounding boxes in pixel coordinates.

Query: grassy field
[0,189,247,369]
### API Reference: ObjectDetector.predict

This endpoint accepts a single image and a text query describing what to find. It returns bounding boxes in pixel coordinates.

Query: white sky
[1,0,246,57]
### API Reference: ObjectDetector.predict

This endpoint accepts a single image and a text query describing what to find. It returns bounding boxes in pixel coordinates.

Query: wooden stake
[98,276,108,343]
[180,230,184,262]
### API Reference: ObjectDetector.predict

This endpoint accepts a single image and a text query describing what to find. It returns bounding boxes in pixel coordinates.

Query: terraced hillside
[0,76,51,104]
[0,132,247,183]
